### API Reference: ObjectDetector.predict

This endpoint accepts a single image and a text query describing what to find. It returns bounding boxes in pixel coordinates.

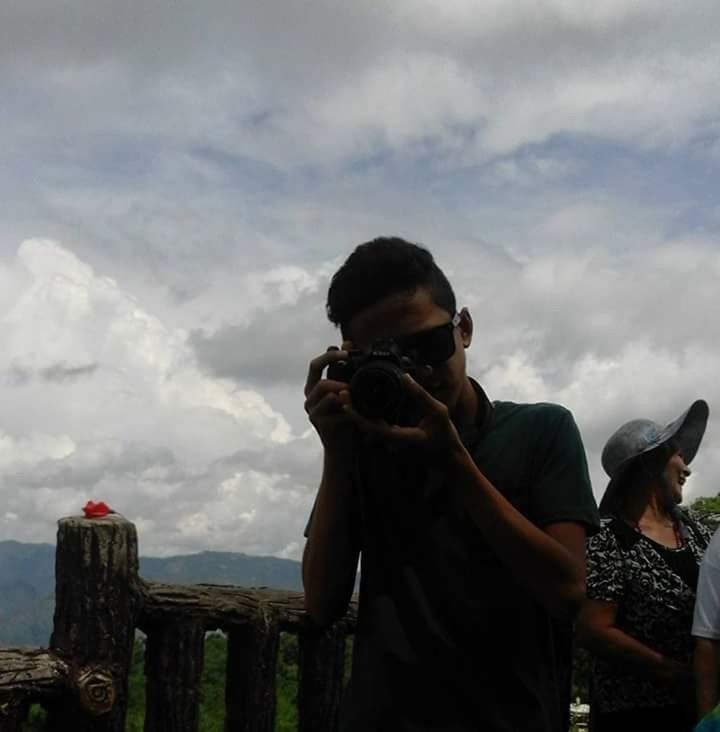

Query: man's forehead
[346,289,451,345]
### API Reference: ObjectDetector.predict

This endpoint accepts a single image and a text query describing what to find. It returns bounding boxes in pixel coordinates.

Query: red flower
[82,501,112,518]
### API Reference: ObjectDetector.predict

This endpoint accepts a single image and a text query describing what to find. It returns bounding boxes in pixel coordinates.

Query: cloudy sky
[1,1,719,558]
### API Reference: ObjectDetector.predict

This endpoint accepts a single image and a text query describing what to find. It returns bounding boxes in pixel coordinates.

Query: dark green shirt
[316,380,599,731]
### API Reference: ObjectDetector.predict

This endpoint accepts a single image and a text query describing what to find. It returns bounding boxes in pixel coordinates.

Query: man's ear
[458,307,473,348]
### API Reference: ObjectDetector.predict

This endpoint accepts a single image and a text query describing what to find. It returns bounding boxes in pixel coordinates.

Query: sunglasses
[395,313,462,366]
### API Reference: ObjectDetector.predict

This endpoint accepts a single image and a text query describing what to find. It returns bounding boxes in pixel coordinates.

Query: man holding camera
[303,238,599,731]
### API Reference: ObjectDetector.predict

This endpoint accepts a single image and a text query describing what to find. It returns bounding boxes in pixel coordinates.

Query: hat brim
[598,399,709,517]
[665,399,709,465]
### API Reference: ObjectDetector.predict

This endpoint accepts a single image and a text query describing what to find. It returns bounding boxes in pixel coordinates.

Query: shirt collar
[458,378,494,450]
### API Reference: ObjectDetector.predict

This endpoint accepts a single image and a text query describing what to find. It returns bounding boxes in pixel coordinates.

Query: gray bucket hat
[599,399,709,516]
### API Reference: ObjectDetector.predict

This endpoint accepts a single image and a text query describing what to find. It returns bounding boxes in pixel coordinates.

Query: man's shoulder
[491,399,573,427]
[482,399,582,461]
[700,523,720,562]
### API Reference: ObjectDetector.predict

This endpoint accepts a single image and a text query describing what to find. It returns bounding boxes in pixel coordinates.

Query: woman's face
[662,450,691,504]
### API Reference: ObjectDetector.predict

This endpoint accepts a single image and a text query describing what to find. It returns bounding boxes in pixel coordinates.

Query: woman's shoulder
[681,506,707,522]
[682,506,712,525]
[586,518,628,590]
[587,518,622,552]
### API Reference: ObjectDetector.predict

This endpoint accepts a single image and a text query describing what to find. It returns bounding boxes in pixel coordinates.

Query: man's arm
[450,446,587,619]
[301,345,361,627]
[302,449,360,626]
[692,529,720,717]
[696,638,720,718]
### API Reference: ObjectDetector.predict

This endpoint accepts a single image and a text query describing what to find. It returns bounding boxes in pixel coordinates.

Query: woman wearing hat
[578,400,712,731]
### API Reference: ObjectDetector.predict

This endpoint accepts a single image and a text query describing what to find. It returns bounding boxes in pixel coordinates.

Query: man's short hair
[326,237,457,338]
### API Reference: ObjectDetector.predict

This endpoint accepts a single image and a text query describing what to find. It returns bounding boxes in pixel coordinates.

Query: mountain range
[0,540,302,647]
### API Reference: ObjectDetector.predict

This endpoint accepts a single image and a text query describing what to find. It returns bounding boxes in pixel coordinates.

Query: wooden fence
[0,515,355,731]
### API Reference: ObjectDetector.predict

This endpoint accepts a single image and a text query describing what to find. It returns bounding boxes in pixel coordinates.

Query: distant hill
[0,541,56,647]
[140,550,302,590]
[0,541,302,648]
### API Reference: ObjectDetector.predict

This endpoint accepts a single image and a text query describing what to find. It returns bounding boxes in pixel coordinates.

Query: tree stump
[47,514,141,731]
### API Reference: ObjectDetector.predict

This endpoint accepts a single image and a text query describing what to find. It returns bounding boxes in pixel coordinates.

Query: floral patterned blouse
[585,509,712,713]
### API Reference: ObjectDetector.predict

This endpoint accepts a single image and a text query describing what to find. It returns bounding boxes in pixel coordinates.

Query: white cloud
[470,225,720,506]
[480,341,720,507]
[0,432,76,469]
[2,238,290,450]
[0,238,316,553]
[1,1,720,561]
[2,1,719,170]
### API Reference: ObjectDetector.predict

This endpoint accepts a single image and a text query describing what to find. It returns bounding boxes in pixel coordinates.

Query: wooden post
[47,514,141,731]
[0,694,29,732]
[297,624,346,732]
[143,621,205,732]
[0,648,69,730]
[225,622,280,732]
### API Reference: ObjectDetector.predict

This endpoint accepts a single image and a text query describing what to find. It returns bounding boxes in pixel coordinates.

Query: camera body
[327,339,419,424]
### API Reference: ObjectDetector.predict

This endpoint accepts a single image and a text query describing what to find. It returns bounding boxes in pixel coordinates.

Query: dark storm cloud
[190,288,336,387]
[40,362,99,383]
[8,442,182,490]
[6,362,99,386]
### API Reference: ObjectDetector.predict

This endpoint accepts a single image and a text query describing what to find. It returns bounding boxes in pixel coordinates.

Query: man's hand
[342,373,463,456]
[304,344,356,451]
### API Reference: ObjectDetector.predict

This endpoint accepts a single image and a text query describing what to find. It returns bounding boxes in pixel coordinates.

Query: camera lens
[350,361,405,421]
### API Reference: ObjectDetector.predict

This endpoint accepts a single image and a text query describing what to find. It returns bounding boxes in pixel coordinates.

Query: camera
[327,339,419,424]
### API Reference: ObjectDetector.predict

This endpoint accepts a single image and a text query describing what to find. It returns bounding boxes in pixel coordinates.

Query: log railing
[0,514,356,731]
[0,514,592,731]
